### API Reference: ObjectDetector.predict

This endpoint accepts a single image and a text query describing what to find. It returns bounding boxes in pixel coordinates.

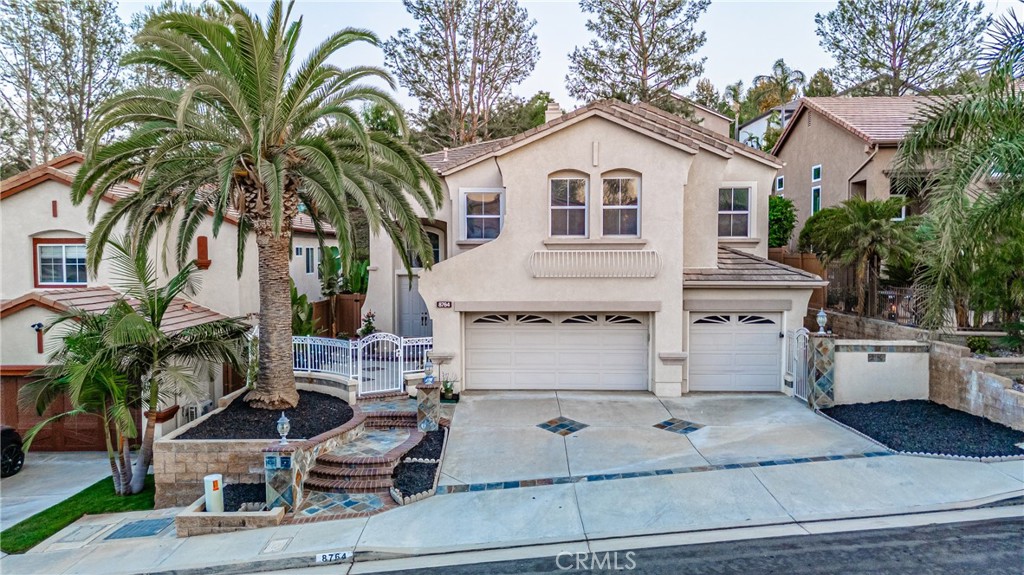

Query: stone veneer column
[417,384,441,432]
[263,449,295,511]
[810,334,836,409]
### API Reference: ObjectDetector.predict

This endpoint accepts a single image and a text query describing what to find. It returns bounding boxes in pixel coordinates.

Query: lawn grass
[0,474,155,555]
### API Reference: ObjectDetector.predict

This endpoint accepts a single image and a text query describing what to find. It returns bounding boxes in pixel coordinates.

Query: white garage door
[689,313,782,392]
[465,313,649,391]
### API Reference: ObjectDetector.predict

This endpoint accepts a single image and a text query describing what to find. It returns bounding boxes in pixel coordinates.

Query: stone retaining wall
[827,313,928,341]
[175,498,285,537]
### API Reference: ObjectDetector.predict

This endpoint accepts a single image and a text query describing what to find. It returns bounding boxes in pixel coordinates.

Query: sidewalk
[1,455,1021,575]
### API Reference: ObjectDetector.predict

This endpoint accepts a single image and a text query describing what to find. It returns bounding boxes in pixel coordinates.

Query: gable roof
[422,99,780,175]
[667,93,733,123]
[0,155,332,235]
[772,96,932,155]
[0,286,233,333]
[683,247,826,286]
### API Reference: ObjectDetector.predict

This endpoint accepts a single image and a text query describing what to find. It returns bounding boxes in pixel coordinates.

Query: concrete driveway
[440,391,879,486]
[0,452,111,528]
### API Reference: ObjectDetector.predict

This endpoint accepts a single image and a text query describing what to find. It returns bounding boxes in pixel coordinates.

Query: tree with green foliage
[384,0,539,146]
[73,0,442,409]
[894,8,1024,328]
[752,58,805,112]
[815,0,990,95]
[127,0,227,90]
[768,195,796,248]
[803,69,837,97]
[23,238,249,494]
[799,198,918,316]
[0,0,126,165]
[567,0,710,113]
[291,281,317,337]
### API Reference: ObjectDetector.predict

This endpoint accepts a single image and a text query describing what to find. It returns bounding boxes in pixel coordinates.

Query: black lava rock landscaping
[175,391,353,440]
[404,429,444,460]
[393,461,438,498]
[822,400,1024,458]
[222,483,266,512]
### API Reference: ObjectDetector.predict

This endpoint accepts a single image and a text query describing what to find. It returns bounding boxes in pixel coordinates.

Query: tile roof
[0,286,235,333]
[422,99,780,174]
[774,97,934,154]
[683,247,826,285]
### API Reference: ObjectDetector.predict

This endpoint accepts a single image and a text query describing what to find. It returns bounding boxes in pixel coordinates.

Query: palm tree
[19,311,138,495]
[800,197,918,316]
[894,9,1024,328]
[71,0,442,409]
[753,58,806,112]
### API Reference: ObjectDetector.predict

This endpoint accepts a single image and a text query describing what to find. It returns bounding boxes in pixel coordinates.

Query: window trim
[811,186,822,215]
[811,164,822,182]
[890,194,907,221]
[717,184,754,238]
[33,237,87,288]
[549,176,589,238]
[601,176,641,238]
[460,187,505,242]
[775,176,784,191]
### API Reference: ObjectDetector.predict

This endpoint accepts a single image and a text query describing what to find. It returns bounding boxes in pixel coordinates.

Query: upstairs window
[811,186,822,214]
[811,164,822,182]
[463,189,504,241]
[775,176,784,192]
[717,187,750,237]
[550,177,588,236]
[602,177,639,236]
[305,247,316,274]
[35,240,86,286]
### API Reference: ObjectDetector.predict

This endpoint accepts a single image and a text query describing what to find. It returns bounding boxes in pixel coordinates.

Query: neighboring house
[737,100,800,149]
[0,152,330,448]
[364,99,825,397]
[771,97,929,247]
[668,93,734,137]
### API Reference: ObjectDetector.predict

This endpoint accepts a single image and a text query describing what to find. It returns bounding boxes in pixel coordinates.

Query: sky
[115,0,1023,110]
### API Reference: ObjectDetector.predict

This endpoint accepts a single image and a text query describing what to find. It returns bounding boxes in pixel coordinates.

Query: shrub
[966,336,992,355]
[768,195,797,248]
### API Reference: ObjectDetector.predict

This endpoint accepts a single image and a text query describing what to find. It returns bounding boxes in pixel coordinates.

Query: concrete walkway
[0,452,111,528]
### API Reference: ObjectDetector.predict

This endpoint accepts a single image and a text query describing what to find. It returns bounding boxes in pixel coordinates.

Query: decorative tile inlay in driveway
[299,491,386,516]
[653,418,705,434]
[537,416,589,436]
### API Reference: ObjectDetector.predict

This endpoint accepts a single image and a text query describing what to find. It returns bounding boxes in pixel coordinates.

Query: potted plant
[440,373,460,403]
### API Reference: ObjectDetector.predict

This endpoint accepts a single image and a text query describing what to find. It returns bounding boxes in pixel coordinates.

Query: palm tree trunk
[855,258,868,316]
[128,400,158,494]
[246,229,300,409]
[102,411,123,496]
[119,435,133,489]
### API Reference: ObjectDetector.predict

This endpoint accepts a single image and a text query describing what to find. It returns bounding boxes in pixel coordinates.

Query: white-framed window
[775,176,784,191]
[550,177,588,237]
[717,187,750,237]
[408,230,443,268]
[811,164,822,182]
[891,194,907,221]
[295,247,303,256]
[601,177,640,236]
[811,186,822,214]
[461,188,504,241]
[305,247,315,274]
[35,242,87,285]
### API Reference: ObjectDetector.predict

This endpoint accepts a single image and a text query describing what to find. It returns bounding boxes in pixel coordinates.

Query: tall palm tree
[800,197,918,316]
[753,58,806,112]
[71,0,442,409]
[894,8,1024,328]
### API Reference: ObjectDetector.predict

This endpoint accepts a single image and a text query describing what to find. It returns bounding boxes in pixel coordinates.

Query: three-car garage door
[464,313,649,391]
[688,313,783,392]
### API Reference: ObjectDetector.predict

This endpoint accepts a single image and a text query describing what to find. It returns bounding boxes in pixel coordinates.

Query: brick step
[364,413,418,430]
[309,463,397,480]
[304,476,393,494]
[357,391,410,402]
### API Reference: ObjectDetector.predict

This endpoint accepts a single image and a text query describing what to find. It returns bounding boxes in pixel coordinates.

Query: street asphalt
[369,517,1024,575]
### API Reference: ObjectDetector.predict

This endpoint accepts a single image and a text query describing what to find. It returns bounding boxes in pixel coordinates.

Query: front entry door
[398,275,431,337]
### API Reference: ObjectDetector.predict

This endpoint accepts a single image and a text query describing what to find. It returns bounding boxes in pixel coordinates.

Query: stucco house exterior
[0,152,329,448]
[364,99,825,397]
[771,97,930,248]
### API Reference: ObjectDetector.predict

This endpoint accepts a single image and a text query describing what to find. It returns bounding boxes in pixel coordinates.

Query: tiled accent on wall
[811,335,836,408]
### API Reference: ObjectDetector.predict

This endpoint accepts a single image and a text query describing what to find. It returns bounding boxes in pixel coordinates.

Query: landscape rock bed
[175,390,353,440]
[392,462,439,498]
[822,400,1024,459]
[403,429,444,461]
[223,482,266,512]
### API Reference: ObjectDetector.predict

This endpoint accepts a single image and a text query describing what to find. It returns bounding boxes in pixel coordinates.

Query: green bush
[966,335,992,355]
[768,195,797,248]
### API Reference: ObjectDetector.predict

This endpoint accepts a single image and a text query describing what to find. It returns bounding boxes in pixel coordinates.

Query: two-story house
[0,152,330,449]
[364,100,825,397]
[771,97,930,248]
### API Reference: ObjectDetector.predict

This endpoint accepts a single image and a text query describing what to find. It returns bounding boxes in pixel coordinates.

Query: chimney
[545,101,562,123]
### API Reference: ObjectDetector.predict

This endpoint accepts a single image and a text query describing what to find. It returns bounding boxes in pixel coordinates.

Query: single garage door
[689,313,782,392]
[465,313,649,391]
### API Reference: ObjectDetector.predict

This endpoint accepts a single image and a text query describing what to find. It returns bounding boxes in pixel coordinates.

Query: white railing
[529,249,662,278]
[246,327,432,397]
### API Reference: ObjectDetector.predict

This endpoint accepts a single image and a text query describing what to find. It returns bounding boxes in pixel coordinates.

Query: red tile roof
[0,286,236,333]
[773,96,935,154]
[422,99,780,174]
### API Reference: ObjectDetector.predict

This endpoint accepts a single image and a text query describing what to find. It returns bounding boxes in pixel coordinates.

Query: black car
[1,426,25,478]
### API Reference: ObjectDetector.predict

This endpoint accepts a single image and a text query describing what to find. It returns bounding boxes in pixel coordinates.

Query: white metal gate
[357,332,404,395]
[790,328,812,402]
